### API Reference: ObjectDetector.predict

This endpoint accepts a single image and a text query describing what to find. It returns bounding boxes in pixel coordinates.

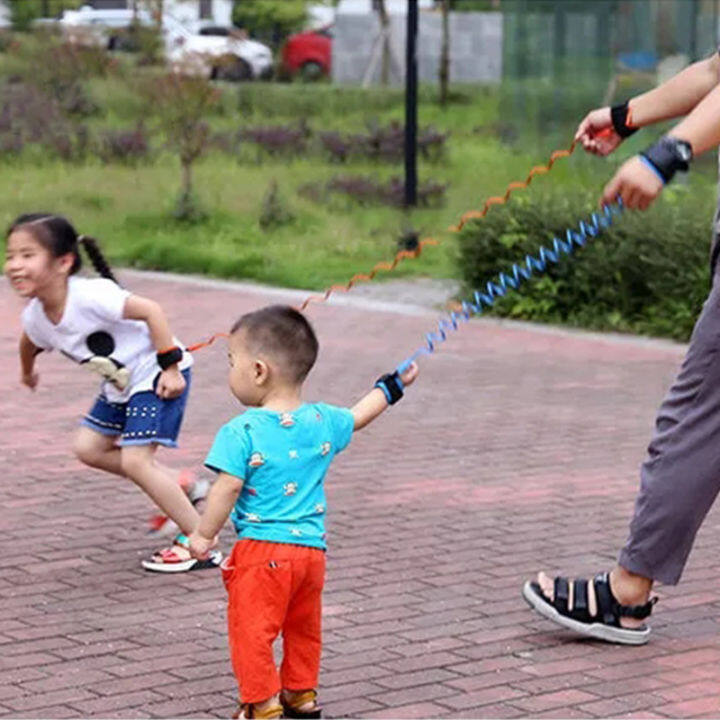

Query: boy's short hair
[231,305,319,383]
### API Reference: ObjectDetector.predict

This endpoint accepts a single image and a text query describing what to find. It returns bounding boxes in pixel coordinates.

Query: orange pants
[222,539,326,703]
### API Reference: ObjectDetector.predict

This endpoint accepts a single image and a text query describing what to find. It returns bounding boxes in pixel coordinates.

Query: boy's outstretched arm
[188,472,243,558]
[351,362,418,431]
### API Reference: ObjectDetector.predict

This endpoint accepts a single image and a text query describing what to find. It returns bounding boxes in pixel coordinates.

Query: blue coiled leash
[396,200,624,373]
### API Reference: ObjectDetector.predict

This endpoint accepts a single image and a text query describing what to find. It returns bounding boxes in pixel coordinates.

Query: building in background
[332,2,502,85]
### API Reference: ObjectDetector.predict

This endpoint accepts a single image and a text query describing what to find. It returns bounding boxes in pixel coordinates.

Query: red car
[281,27,331,80]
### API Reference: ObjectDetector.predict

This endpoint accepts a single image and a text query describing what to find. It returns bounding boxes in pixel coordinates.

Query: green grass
[0,58,713,293]
[0,129,617,291]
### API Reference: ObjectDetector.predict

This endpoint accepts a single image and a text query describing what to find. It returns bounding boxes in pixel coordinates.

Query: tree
[142,73,220,221]
[374,0,391,86]
[7,0,82,31]
[232,0,308,49]
[439,0,450,105]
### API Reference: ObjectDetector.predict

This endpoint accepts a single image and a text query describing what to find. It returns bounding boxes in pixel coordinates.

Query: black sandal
[522,572,657,645]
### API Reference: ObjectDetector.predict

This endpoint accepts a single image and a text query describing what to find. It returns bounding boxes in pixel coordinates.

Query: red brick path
[2,271,719,719]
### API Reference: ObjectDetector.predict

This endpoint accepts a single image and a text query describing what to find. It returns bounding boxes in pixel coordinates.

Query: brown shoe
[232,702,283,719]
[281,690,322,719]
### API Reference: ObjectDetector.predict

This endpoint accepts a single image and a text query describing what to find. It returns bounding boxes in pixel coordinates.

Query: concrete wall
[332,11,502,85]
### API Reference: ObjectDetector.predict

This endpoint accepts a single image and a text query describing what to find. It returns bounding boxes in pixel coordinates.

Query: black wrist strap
[640,136,691,185]
[157,346,183,370]
[375,371,404,405]
[610,101,638,139]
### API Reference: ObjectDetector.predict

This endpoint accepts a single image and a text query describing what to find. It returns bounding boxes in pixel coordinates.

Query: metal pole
[404,0,418,208]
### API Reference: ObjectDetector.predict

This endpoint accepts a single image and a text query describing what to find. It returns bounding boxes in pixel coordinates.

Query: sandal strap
[617,596,658,619]
[553,577,569,614]
[593,572,657,625]
[174,533,190,548]
[573,578,588,612]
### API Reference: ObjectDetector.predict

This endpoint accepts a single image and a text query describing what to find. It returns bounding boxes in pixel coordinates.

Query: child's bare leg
[73,427,124,476]
[120,444,200,535]
[74,427,196,492]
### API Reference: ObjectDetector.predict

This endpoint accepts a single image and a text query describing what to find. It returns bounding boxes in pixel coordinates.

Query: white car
[58,6,273,81]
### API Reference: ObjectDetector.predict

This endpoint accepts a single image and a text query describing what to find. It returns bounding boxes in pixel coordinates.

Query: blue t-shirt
[205,403,354,550]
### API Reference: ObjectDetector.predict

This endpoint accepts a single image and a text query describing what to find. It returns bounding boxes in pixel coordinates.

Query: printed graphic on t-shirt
[80,331,130,390]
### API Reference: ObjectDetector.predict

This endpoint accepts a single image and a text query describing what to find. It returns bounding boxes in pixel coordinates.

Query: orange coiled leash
[187,140,577,352]
[298,141,577,311]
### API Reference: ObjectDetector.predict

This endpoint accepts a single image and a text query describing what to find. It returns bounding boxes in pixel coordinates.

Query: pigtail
[78,235,119,285]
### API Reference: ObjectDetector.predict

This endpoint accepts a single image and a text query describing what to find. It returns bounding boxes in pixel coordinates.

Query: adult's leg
[530,279,720,635]
[619,280,720,586]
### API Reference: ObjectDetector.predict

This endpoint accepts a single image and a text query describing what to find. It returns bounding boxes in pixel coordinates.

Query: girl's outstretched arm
[19,332,41,390]
[351,362,418,431]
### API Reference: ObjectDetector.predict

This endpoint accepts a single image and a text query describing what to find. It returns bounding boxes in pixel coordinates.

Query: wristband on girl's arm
[610,100,638,138]
[375,371,404,405]
[157,345,183,370]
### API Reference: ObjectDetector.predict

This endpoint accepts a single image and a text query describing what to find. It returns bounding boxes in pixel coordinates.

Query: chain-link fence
[499,0,719,147]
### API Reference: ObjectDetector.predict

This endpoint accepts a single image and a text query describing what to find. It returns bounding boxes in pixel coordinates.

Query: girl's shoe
[232,702,283,719]
[147,472,209,539]
[281,690,322,719]
[141,533,221,573]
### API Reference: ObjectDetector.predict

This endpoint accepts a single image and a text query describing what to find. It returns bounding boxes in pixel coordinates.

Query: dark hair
[231,305,319,383]
[6,213,118,283]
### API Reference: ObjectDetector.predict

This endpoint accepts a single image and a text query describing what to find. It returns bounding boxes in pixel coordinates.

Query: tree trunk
[177,160,194,219]
[439,0,450,106]
[376,0,391,86]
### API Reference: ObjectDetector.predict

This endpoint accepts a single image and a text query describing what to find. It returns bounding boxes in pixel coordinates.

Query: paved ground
[2,271,720,719]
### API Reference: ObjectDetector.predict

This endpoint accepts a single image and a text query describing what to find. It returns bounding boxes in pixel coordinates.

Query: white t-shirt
[22,276,193,403]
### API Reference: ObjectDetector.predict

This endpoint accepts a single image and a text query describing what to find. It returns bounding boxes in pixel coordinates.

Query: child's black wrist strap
[610,101,638,138]
[157,346,183,370]
[375,371,404,405]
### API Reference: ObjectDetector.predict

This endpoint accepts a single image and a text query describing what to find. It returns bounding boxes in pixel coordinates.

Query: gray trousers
[619,274,720,584]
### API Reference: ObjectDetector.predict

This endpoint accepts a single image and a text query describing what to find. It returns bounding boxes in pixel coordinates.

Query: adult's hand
[575,107,624,156]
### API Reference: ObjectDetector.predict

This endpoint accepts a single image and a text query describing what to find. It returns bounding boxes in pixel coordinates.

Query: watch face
[678,143,692,162]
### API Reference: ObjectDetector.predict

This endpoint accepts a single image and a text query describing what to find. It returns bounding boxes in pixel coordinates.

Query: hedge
[456,181,717,341]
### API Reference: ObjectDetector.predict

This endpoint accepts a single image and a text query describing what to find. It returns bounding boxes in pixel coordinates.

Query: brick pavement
[2,270,720,719]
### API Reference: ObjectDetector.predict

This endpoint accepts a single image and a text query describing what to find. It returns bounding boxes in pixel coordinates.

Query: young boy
[188,305,418,719]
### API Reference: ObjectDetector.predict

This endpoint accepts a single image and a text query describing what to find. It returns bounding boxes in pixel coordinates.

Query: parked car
[281,27,331,80]
[58,6,273,80]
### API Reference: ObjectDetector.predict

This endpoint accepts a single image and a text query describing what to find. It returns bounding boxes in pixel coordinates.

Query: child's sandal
[281,690,322,719]
[232,702,283,719]
[141,533,222,573]
[522,572,657,645]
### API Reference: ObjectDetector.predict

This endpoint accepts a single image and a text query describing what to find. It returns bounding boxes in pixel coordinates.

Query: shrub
[456,184,715,341]
[242,122,309,157]
[302,174,447,208]
[259,179,295,230]
[319,122,447,163]
[0,80,88,160]
[98,123,150,164]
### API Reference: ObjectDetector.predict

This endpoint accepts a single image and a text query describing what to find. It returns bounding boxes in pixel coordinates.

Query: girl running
[4,212,220,573]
